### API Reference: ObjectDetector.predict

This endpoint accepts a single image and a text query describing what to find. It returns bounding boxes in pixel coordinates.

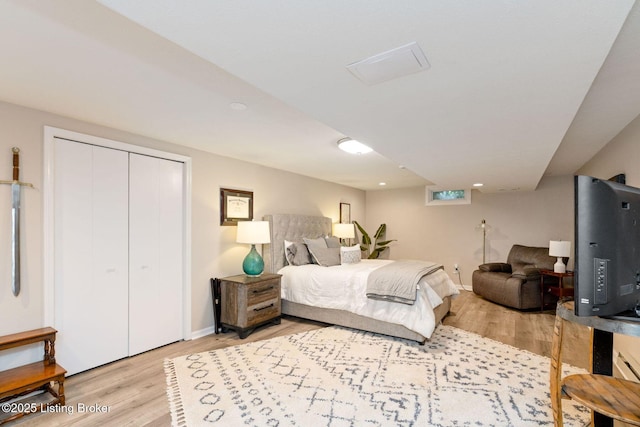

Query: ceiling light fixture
[230,102,247,111]
[347,41,430,86]
[473,183,484,187]
[337,138,373,155]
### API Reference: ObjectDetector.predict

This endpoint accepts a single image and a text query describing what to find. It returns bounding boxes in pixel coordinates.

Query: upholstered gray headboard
[263,214,332,273]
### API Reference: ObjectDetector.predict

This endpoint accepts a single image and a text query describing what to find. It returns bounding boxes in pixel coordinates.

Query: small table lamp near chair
[549,240,571,273]
[237,220,271,276]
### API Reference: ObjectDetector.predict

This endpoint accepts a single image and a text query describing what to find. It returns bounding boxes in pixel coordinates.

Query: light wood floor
[13,290,590,426]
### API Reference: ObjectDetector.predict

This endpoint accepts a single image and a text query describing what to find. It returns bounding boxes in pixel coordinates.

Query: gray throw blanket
[366,260,443,305]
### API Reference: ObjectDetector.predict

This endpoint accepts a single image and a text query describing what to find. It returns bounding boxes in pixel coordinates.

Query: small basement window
[425,187,471,206]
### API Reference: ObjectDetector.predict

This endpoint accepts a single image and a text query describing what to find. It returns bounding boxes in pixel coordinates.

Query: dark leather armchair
[472,244,557,310]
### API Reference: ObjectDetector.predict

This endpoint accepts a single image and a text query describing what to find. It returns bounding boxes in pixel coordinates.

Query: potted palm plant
[353,221,396,259]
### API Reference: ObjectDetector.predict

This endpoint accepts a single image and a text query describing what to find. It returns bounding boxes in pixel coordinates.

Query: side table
[214,273,282,339]
[551,301,640,427]
[540,269,574,311]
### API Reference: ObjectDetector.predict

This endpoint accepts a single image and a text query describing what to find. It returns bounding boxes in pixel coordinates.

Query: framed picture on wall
[221,188,253,226]
[340,202,351,224]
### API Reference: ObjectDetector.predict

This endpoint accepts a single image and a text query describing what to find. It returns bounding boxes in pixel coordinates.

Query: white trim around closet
[43,126,192,341]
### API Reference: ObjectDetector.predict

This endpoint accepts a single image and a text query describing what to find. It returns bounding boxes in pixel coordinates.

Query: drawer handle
[254,303,274,312]
[252,286,274,295]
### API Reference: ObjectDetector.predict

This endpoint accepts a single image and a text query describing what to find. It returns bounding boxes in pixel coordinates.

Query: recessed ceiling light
[230,102,247,111]
[337,138,373,155]
[379,182,387,186]
[473,183,484,187]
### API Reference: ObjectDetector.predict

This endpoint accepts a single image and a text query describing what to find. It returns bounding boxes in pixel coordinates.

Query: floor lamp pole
[481,219,486,264]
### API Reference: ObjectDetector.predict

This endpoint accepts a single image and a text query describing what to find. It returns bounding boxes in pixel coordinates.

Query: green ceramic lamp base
[243,244,264,276]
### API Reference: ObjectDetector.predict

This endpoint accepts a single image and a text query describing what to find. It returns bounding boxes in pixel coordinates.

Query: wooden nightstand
[216,273,281,339]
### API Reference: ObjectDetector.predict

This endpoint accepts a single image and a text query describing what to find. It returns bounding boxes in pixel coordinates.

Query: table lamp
[333,223,355,245]
[549,240,571,273]
[237,220,271,276]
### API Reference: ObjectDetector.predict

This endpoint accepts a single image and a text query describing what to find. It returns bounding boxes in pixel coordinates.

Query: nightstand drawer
[246,279,280,305]
[247,297,280,324]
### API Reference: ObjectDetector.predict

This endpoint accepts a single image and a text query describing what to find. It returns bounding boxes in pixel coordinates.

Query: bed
[263,213,458,343]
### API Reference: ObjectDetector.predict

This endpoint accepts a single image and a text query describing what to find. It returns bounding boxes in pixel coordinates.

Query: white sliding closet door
[128,154,184,355]
[54,139,129,375]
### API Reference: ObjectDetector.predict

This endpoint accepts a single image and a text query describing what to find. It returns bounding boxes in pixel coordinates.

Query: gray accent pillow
[325,236,341,248]
[286,242,313,266]
[308,246,341,267]
[303,237,328,249]
[303,237,328,264]
[284,239,294,265]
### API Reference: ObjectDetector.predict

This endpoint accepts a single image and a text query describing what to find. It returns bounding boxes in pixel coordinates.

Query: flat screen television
[574,175,640,320]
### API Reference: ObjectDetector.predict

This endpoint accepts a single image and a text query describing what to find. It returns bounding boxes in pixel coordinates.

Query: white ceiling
[1,1,639,192]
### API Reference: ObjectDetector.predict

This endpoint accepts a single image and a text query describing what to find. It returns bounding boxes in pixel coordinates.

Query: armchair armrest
[512,265,542,280]
[478,263,511,273]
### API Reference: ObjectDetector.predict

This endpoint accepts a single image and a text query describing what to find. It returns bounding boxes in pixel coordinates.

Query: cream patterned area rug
[165,325,590,426]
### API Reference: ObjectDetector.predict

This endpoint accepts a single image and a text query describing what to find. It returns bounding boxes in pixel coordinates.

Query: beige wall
[577,114,640,183]
[0,100,365,338]
[364,175,575,288]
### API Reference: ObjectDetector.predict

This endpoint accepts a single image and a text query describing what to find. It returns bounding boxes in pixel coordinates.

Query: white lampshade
[549,240,571,273]
[236,220,271,244]
[333,223,355,239]
[549,241,571,257]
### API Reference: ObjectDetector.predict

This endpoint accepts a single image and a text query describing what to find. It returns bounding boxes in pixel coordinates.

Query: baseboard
[456,284,472,292]
[190,325,217,340]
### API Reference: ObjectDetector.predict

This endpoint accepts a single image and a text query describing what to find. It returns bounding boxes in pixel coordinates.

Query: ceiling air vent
[347,41,430,85]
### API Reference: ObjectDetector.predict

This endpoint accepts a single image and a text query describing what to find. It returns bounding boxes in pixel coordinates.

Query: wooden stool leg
[57,377,65,405]
[551,310,565,427]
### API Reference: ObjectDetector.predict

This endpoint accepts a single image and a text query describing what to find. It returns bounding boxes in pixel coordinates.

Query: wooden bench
[0,327,66,425]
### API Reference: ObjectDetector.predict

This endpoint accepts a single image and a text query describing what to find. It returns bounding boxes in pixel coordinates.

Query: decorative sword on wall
[0,148,33,296]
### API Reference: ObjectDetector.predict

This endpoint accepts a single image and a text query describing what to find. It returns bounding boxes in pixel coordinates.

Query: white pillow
[340,244,362,265]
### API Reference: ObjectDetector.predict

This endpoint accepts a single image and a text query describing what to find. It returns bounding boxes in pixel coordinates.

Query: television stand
[605,310,640,323]
[551,301,640,427]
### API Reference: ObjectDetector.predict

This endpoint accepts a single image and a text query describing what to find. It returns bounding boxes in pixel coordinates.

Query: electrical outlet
[454,264,459,272]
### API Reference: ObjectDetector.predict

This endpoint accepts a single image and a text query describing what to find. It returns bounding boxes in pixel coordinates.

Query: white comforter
[278,259,459,339]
